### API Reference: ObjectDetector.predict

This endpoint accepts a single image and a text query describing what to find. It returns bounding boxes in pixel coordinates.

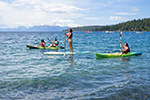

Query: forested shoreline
[63,18,150,31]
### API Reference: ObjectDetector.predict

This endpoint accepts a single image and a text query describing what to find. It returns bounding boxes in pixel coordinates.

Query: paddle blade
[120,32,122,37]
[59,46,65,49]
[47,37,51,41]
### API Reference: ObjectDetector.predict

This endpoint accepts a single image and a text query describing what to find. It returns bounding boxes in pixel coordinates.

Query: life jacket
[40,42,45,47]
[54,41,59,46]
[123,46,130,53]
[124,50,128,53]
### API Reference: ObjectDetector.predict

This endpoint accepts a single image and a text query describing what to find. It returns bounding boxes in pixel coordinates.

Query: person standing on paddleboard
[65,28,73,53]
[120,41,130,54]
[48,39,59,47]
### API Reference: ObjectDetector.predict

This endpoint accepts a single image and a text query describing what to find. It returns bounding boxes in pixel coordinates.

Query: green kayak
[26,44,64,49]
[95,52,142,58]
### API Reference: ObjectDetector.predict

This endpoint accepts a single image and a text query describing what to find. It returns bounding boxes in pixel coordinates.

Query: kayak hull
[26,44,60,50]
[95,52,142,58]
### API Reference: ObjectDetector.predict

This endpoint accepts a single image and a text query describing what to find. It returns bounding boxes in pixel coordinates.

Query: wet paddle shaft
[120,32,123,57]
[64,34,66,52]
[120,32,122,50]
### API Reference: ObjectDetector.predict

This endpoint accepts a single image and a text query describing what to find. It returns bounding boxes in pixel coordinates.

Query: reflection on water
[96,57,131,62]
[121,57,131,62]
[67,54,76,67]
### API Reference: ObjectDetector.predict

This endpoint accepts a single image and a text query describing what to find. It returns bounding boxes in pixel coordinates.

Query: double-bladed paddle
[120,32,123,57]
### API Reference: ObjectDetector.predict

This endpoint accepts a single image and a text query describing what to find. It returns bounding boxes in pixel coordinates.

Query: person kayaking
[37,39,45,47]
[49,39,59,47]
[65,28,73,53]
[120,41,130,54]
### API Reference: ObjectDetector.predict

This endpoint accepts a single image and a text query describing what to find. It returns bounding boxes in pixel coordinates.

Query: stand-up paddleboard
[26,44,64,49]
[44,51,90,55]
[95,52,142,58]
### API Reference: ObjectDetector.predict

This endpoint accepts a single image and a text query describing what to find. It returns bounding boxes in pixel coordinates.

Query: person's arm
[43,42,46,46]
[65,37,69,41]
[120,41,124,47]
[64,32,68,36]
[49,40,54,44]
[64,32,68,41]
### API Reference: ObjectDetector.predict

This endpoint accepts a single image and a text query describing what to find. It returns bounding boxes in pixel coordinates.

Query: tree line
[95,18,150,31]
[63,18,150,31]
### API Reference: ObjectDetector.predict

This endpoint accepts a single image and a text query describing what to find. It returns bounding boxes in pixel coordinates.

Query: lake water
[0,31,150,99]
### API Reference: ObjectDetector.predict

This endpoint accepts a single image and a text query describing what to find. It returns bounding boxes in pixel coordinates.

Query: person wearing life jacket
[37,39,45,47]
[65,28,73,53]
[49,39,59,47]
[120,41,130,54]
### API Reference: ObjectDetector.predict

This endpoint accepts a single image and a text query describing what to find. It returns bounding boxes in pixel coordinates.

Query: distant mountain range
[0,25,69,31]
[1,17,150,32]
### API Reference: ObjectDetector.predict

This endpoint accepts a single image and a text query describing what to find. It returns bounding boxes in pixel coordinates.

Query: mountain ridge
[0,25,69,32]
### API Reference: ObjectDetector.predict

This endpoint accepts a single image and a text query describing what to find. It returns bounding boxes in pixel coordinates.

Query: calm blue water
[0,31,150,99]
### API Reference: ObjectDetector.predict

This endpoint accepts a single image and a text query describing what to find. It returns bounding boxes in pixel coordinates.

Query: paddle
[47,37,51,42]
[64,35,66,52]
[47,37,51,47]
[120,32,123,57]
[63,34,66,56]
[120,32,122,49]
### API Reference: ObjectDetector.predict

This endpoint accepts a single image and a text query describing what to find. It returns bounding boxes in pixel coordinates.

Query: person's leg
[49,44,53,47]
[68,40,73,52]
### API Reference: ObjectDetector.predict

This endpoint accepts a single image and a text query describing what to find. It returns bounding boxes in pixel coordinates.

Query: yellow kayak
[26,44,64,50]
[95,52,142,58]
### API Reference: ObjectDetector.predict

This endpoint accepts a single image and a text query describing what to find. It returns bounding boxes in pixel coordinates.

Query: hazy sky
[0,0,149,28]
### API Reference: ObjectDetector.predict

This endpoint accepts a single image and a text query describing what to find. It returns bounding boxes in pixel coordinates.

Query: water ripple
[0,32,149,99]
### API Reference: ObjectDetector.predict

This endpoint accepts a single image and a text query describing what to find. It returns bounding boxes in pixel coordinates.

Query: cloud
[50,19,73,26]
[103,4,106,6]
[116,0,132,2]
[109,16,125,20]
[102,1,113,7]
[12,0,86,13]
[84,17,106,20]
[49,18,82,27]
[108,1,114,4]
[131,7,139,12]
[0,0,146,28]
[114,12,139,15]
[84,17,99,20]
[0,0,87,28]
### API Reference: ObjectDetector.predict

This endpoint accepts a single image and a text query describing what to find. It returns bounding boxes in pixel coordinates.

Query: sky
[0,0,149,28]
